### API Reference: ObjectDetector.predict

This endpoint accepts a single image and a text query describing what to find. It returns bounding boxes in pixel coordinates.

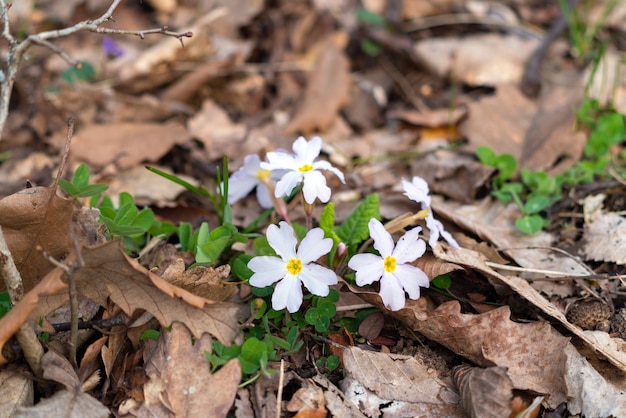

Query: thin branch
[0,0,192,142]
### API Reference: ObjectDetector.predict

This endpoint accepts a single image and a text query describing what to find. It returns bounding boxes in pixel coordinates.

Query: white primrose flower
[260,136,345,204]
[402,176,460,249]
[227,154,275,208]
[248,221,338,313]
[348,218,430,311]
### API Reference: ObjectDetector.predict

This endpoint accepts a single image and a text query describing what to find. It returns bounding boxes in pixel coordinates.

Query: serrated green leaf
[335,193,380,250]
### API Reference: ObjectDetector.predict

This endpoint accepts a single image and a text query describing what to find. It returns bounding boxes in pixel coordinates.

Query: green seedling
[59,163,109,199]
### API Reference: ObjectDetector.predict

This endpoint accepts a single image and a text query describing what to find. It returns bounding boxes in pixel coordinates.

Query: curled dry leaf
[121,322,241,417]
[452,364,513,418]
[0,268,67,363]
[399,299,569,407]
[13,350,109,418]
[34,240,245,346]
[0,186,75,291]
[160,259,237,302]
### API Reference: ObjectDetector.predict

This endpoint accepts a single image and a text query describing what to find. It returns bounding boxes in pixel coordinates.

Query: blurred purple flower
[102,37,124,58]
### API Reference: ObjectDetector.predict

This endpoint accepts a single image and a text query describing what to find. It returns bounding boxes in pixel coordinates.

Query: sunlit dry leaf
[341,346,464,417]
[283,35,351,135]
[583,211,626,264]
[404,299,569,406]
[286,386,326,414]
[413,252,463,278]
[0,367,34,415]
[0,268,67,363]
[71,122,191,169]
[387,107,467,128]
[433,245,626,381]
[35,241,245,346]
[452,365,513,418]
[131,322,241,417]
[161,259,237,302]
[0,186,75,290]
[414,34,538,86]
[14,351,109,418]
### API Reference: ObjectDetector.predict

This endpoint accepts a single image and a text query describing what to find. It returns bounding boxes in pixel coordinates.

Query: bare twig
[0,0,192,141]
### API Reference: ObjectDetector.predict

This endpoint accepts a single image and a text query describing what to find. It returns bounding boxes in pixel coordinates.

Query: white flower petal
[349,253,385,286]
[255,183,274,209]
[272,275,303,313]
[298,228,332,263]
[379,274,407,311]
[248,257,286,287]
[299,264,337,296]
[392,227,425,264]
[393,264,429,300]
[368,218,394,257]
[424,213,440,248]
[275,171,303,198]
[228,175,259,204]
[266,222,297,260]
[302,171,330,203]
[402,177,431,207]
[312,160,345,183]
[430,218,460,248]
[262,152,299,171]
[292,136,321,164]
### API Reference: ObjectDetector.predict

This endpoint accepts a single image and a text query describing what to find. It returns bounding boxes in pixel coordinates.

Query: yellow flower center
[286,258,303,275]
[298,164,313,172]
[383,256,397,273]
[256,169,271,181]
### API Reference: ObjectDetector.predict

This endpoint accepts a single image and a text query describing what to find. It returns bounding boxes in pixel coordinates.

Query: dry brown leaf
[433,245,626,378]
[35,240,245,346]
[187,99,247,161]
[583,211,626,264]
[453,365,513,418]
[283,36,351,135]
[13,350,109,418]
[286,386,326,415]
[0,186,75,290]
[71,122,191,169]
[387,107,467,128]
[0,268,67,363]
[413,252,464,278]
[0,366,34,415]
[161,259,237,301]
[414,34,538,86]
[400,299,569,406]
[125,322,240,417]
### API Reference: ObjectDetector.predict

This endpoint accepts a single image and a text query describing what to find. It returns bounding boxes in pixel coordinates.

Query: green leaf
[431,274,451,289]
[355,8,386,26]
[72,164,90,187]
[476,146,497,166]
[100,217,147,236]
[178,222,192,251]
[515,215,544,234]
[73,184,109,198]
[59,179,80,197]
[253,236,275,256]
[523,195,551,214]
[0,292,11,318]
[586,112,626,157]
[132,208,156,230]
[336,193,380,251]
[232,254,254,281]
[114,202,139,226]
[145,166,215,199]
[305,308,320,326]
[139,329,160,341]
[317,300,336,318]
[326,355,340,371]
[239,337,267,375]
[494,154,517,181]
[62,61,96,84]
